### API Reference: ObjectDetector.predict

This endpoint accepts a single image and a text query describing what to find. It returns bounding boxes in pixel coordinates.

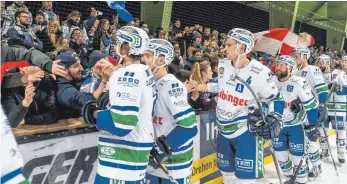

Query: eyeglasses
[20,16,29,19]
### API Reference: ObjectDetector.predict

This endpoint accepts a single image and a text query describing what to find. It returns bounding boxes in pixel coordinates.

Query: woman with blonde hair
[188,61,217,111]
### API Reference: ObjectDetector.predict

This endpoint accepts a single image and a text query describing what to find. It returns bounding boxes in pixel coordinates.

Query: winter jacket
[1,74,58,127]
[69,40,90,69]
[168,58,191,82]
[1,45,54,82]
[7,24,43,51]
[6,3,32,27]
[188,92,217,112]
[38,7,57,21]
[61,19,88,41]
[56,77,95,111]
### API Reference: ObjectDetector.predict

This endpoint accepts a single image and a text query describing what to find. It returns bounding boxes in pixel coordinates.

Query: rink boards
[15,113,334,184]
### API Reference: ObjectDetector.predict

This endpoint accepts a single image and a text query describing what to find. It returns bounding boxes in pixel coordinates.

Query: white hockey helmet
[227,28,255,54]
[318,54,331,65]
[116,26,149,56]
[293,46,311,60]
[148,39,174,66]
[342,56,347,61]
[277,55,296,71]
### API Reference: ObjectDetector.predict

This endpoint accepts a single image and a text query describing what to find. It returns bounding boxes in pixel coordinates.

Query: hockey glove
[290,98,303,113]
[304,124,320,142]
[97,91,110,110]
[82,100,99,126]
[247,107,283,140]
[328,83,340,93]
[149,135,172,169]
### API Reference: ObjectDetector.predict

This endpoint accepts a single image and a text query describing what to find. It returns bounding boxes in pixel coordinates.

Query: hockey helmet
[342,56,347,61]
[148,39,174,66]
[277,55,296,71]
[318,54,331,66]
[116,26,149,56]
[293,46,311,60]
[227,28,255,54]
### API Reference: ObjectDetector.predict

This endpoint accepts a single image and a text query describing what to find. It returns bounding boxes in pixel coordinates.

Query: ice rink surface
[256,134,347,184]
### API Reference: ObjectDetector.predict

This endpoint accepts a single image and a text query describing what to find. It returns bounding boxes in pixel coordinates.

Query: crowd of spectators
[1,1,346,130]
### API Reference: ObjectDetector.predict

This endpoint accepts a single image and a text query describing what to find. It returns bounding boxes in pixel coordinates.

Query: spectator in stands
[1,1,12,39]
[62,11,88,42]
[69,28,90,69]
[87,18,99,47]
[185,48,203,70]
[1,66,58,127]
[332,50,339,60]
[203,27,211,41]
[141,22,149,35]
[99,19,114,55]
[187,34,202,57]
[32,11,58,54]
[6,1,32,27]
[210,56,219,82]
[80,51,115,93]
[56,50,112,113]
[110,15,121,30]
[168,47,191,82]
[188,61,216,111]
[39,1,57,21]
[114,41,130,64]
[134,17,140,27]
[211,30,219,41]
[2,45,68,78]
[219,33,226,46]
[170,19,183,42]
[7,10,43,51]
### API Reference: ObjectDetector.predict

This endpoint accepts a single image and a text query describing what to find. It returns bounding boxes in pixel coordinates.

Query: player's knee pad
[275,151,293,175]
[307,142,321,166]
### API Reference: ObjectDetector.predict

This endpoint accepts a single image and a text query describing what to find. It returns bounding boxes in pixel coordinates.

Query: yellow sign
[190,153,218,182]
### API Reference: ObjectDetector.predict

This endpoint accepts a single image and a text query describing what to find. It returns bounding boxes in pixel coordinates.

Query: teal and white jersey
[295,65,329,104]
[275,75,318,126]
[147,74,197,179]
[1,106,28,184]
[209,58,284,139]
[96,64,155,181]
[327,69,347,117]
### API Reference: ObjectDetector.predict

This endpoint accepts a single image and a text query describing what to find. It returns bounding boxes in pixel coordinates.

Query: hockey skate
[337,151,345,163]
[308,164,322,178]
[320,149,329,159]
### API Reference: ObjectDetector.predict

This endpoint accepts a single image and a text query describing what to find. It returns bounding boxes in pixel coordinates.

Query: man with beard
[62,11,88,42]
[7,10,43,51]
[273,55,319,184]
[317,54,332,84]
[39,1,57,22]
[56,50,112,117]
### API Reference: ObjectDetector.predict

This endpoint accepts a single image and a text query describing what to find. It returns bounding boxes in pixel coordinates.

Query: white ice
[257,134,347,184]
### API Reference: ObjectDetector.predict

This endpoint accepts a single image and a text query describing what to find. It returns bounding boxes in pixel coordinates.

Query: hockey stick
[235,75,284,184]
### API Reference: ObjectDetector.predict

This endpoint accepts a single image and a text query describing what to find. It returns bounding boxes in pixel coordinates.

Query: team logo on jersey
[117,72,139,87]
[219,67,224,75]
[168,83,183,97]
[100,146,116,156]
[235,83,244,93]
[250,65,263,74]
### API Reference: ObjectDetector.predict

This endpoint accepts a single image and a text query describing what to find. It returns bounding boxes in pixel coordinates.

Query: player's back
[97,64,155,181]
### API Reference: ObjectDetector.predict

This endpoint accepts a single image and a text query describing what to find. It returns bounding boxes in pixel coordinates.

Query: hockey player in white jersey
[273,55,319,184]
[1,104,30,184]
[292,46,329,178]
[322,55,347,163]
[141,39,198,184]
[193,28,284,184]
[317,55,332,83]
[94,26,155,184]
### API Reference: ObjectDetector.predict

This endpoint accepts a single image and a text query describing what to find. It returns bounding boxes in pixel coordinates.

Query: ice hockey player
[94,26,155,184]
[323,55,347,163]
[141,39,198,184]
[192,28,284,184]
[317,54,332,83]
[1,104,30,184]
[292,46,329,178]
[273,55,319,184]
